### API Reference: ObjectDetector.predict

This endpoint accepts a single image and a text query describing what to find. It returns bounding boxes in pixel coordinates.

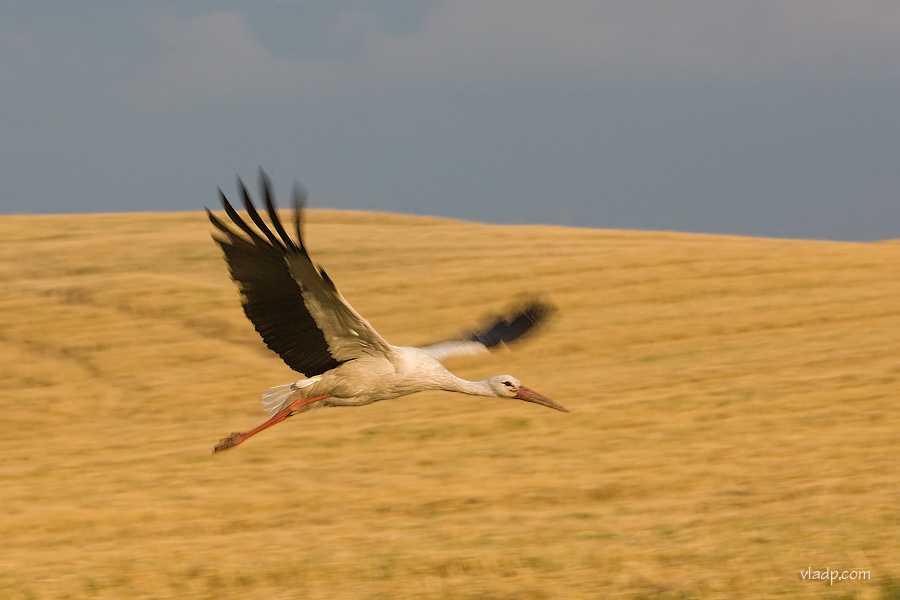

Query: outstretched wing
[208,170,392,376]
[420,299,556,362]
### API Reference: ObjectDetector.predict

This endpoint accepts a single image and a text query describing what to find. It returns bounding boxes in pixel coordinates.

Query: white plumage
[208,171,566,452]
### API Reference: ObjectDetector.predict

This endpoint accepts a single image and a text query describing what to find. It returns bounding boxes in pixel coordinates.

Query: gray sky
[2,1,899,240]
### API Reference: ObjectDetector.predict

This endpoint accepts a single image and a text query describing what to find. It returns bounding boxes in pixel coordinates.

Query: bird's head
[488,375,568,412]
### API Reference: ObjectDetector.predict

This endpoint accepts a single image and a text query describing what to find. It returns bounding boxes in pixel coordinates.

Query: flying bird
[207,171,567,452]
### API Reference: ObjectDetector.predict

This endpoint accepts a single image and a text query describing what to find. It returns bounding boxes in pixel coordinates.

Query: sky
[2,1,899,241]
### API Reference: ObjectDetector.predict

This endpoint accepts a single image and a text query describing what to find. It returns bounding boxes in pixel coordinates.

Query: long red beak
[514,386,569,412]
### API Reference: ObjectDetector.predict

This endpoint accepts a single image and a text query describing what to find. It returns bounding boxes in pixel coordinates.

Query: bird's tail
[261,384,294,415]
[260,378,318,415]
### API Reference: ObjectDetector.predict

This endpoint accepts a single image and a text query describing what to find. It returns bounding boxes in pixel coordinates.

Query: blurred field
[1,208,898,600]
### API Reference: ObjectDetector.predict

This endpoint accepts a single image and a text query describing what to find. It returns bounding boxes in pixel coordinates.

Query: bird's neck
[406,349,496,397]
[438,374,494,397]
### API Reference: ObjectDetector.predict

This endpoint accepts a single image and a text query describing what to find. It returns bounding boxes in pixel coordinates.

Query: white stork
[207,171,567,453]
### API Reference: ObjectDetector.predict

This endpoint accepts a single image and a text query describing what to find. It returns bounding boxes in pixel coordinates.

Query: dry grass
[1,208,898,599]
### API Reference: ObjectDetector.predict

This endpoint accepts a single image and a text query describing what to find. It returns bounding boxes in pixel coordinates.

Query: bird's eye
[503,381,514,388]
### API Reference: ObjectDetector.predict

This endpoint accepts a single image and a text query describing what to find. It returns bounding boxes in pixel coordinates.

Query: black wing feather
[208,173,344,377]
[260,168,299,252]
[292,184,306,252]
[467,300,556,348]
[239,178,286,251]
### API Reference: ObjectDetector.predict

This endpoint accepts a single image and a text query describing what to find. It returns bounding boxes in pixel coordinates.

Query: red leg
[213,394,331,453]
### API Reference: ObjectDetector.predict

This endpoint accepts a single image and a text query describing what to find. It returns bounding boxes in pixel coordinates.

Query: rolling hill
[1,209,898,599]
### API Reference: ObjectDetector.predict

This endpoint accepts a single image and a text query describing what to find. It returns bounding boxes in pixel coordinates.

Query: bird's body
[262,347,532,411]
[208,171,566,452]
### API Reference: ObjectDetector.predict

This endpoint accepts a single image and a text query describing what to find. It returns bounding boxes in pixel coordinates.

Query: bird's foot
[213,432,246,453]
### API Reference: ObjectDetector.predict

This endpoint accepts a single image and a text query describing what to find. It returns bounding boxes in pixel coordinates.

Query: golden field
[1,208,898,599]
